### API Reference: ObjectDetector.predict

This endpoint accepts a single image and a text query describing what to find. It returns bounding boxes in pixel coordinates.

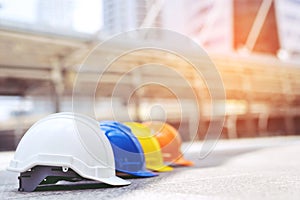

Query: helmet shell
[100,121,157,177]
[124,122,173,172]
[7,112,130,186]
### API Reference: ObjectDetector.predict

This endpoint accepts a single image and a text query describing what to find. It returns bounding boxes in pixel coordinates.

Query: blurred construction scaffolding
[0,0,300,150]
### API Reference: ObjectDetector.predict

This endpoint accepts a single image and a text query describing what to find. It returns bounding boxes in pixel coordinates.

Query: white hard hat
[7,112,130,191]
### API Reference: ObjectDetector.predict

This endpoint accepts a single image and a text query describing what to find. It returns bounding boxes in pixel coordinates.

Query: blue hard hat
[100,121,157,177]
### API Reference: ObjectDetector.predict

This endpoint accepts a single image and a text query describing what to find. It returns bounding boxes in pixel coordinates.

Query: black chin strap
[18,166,84,192]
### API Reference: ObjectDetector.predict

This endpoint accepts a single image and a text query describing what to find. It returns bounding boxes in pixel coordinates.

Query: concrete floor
[1,136,300,200]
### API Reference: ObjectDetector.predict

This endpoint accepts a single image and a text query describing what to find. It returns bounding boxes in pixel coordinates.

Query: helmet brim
[120,170,158,177]
[172,157,194,166]
[96,176,131,186]
[147,165,173,172]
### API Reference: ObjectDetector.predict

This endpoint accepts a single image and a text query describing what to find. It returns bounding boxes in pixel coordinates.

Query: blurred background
[0,0,300,151]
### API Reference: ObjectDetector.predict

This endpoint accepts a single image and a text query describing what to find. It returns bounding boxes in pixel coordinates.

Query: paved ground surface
[1,136,300,200]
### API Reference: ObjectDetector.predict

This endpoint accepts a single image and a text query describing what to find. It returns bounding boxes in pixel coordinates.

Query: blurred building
[102,0,148,35]
[102,0,233,52]
[275,0,300,59]
[0,0,300,151]
[101,0,297,56]
[162,0,233,52]
[233,0,280,55]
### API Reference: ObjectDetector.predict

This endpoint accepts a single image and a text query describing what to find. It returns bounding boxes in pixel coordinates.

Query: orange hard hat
[143,121,194,166]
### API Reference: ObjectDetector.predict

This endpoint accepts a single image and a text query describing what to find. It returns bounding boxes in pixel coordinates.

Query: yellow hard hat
[124,122,173,172]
